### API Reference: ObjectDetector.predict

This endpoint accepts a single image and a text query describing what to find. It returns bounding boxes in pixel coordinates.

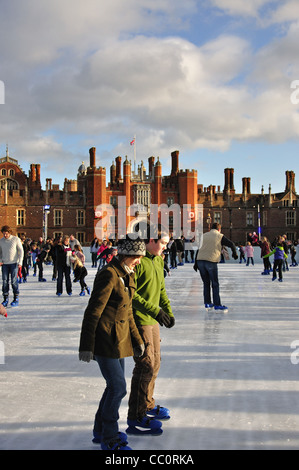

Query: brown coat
[79,256,143,359]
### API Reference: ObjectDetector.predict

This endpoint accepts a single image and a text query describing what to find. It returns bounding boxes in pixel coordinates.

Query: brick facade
[0,146,297,244]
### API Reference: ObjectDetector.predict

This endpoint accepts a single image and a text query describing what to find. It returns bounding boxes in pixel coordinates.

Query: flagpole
[134,134,136,175]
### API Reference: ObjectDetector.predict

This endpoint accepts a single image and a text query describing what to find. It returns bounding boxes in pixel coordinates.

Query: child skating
[263,237,287,282]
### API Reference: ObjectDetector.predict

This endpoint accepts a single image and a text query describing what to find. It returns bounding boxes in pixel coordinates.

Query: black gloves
[232,253,239,260]
[156,309,175,328]
[133,343,145,357]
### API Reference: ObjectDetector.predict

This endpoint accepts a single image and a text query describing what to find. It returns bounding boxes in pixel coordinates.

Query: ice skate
[126,416,163,435]
[204,303,214,311]
[92,431,127,445]
[11,296,19,307]
[214,305,228,313]
[147,405,170,420]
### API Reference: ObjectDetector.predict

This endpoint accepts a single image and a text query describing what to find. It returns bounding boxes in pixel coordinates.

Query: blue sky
[0,0,299,194]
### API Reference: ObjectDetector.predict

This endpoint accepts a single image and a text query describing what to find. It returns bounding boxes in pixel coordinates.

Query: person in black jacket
[36,244,50,282]
[55,235,72,296]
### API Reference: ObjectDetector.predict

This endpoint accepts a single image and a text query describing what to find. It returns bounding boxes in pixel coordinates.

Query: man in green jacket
[127,224,175,435]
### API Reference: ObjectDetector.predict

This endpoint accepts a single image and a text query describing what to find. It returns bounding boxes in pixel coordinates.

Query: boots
[2,295,8,307]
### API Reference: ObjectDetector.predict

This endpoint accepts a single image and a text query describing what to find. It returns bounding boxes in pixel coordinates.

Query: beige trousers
[127,323,161,420]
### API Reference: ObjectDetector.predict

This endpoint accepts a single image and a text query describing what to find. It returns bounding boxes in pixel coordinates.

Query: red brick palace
[0,146,297,244]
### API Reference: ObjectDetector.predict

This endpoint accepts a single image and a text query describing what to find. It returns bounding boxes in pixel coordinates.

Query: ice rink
[1,255,299,450]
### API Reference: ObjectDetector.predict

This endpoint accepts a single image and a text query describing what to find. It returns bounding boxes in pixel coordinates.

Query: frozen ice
[1,252,299,450]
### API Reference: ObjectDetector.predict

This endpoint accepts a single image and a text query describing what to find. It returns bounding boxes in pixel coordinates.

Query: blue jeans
[94,356,127,443]
[2,263,19,298]
[197,260,221,306]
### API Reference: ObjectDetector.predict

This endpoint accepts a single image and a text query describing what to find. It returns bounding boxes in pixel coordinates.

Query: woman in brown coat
[79,235,146,451]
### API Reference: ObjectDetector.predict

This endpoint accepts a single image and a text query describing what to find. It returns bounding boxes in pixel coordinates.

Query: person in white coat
[0,225,23,307]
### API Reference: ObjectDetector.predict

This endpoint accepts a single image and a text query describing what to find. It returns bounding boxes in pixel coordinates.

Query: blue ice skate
[101,436,132,450]
[126,416,163,435]
[147,405,170,420]
[214,305,228,313]
[92,431,127,445]
[204,303,214,311]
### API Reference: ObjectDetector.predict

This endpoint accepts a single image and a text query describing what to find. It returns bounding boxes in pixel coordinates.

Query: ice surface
[1,256,299,450]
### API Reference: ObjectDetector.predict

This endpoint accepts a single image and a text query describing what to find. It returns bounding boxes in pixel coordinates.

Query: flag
[130,139,135,146]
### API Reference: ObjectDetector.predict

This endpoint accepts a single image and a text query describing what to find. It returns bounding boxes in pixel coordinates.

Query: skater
[79,235,146,451]
[194,222,238,313]
[238,244,246,263]
[30,242,39,277]
[263,237,287,282]
[97,239,108,270]
[90,237,99,268]
[71,245,90,296]
[282,235,290,272]
[169,236,177,269]
[69,234,82,251]
[127,224,175,436]
[55,235,72,296]
[36,243,50,282]
[245,242,254,265]
[0,225,23,307]
[259,236,271,274]
[290,243,298,266]
[19,234,30,282]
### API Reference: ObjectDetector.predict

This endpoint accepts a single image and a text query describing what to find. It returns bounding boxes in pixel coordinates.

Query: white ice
[1,249,299,450]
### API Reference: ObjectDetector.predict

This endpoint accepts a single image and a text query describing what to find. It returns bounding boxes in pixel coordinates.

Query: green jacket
[132,251,174,326]
[79,256,143,359]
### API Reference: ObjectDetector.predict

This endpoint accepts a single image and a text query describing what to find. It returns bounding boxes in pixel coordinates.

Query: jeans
[2,263,19,298]
[94,356,127,443]
[197,260,221,306]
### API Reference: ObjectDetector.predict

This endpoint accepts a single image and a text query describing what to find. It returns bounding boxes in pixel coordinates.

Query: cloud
[0,0,299,185]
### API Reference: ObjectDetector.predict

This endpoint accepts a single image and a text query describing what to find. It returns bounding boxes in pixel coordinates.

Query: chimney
[116,156,122,181]
[285,171,295,193]
[30,164,36,183]
[89,147,96,167]
[35,164,41,184]
[242,177,251,195]
[224,168,235,192]
[171,150,179,176]
[148,156,155,177]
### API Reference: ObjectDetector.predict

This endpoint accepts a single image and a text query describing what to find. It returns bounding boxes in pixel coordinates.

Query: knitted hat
[117,235,146,256]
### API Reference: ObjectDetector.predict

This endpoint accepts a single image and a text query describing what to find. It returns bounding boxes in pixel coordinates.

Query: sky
[1,0,299,194]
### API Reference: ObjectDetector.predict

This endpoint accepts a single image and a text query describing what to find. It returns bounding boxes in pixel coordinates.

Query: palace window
[77,210,85,226]
[54,209,62,226]
[213,212,221,224]
[76,232,85,244]
[17,209,25,226]
[246,212,254,226]
[286,210,295,226]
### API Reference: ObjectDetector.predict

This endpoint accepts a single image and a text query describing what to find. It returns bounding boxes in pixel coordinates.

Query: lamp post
[43,205,50,240]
